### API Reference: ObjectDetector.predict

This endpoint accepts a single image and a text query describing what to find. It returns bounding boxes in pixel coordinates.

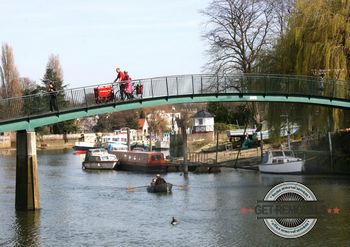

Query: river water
[0,150,349,247]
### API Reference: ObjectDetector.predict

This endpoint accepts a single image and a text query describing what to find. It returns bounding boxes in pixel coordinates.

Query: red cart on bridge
[94,85,114,103]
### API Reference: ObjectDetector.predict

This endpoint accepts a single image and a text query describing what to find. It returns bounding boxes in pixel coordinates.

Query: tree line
[202,0,350,140]
[0,43,77,134]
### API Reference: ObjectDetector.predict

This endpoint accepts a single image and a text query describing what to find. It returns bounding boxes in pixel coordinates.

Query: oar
[126,185,148,191]
[172,184,187,190]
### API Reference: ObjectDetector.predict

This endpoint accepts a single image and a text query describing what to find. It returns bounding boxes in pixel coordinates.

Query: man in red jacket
[114,67,125,100]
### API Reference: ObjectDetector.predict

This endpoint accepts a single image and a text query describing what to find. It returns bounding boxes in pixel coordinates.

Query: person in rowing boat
[153,174,166,185]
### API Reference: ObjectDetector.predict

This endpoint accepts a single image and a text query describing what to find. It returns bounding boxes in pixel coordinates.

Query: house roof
[192,110,214,118]
[137,118,146,129]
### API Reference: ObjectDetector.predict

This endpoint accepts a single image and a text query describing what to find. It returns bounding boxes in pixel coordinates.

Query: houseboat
[111,150,168,173]
[82,148,119,170]
[259,150,304,174]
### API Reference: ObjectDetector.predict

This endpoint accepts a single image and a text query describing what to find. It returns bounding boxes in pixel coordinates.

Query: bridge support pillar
[15,131,40,210]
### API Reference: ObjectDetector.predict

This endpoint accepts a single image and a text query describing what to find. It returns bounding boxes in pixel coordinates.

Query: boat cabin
[112,151,167,166]
[262,150,299,164]
[85,148,117,162]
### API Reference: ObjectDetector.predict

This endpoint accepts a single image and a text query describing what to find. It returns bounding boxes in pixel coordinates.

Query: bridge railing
[0,74,349,123]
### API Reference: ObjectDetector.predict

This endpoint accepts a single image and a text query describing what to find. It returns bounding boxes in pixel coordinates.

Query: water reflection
[258,173,305,186]
[14,211,41,247]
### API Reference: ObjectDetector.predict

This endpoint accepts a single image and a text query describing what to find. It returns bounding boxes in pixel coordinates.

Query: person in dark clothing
[114,67,125,100]
[48,82,58,111]
[154,174,166,185]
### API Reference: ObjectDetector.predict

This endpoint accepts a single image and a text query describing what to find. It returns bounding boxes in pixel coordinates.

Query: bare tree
[268,0,295,37]
[0,43,22,98]
[21,77,38,94]
[146,111,169,136]
[202,0,274,74]
[47,54,63,81]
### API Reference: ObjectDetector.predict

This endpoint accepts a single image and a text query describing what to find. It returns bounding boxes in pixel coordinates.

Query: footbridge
[1,73,349,210]
[1,74,350,132]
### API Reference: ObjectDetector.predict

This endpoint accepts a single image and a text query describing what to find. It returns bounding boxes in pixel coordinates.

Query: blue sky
[0,0,211,88]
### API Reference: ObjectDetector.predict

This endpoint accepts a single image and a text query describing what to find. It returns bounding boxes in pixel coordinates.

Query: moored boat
[147,182,173,193]
[73,141,98,152]
[259,150,304,174]
[82,148,119,170]
[111,150,168,173]
[106,142,128,152]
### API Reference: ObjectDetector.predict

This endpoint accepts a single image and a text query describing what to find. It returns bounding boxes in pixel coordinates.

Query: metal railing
[0,74,349,123]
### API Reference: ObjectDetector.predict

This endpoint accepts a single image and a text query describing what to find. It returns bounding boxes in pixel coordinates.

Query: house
[136,118,149,142]
[192,110,215,133]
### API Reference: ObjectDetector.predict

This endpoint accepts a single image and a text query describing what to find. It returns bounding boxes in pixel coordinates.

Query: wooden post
[127,128,131,151]
[16,131,40,210]
[149,130,152,152]
[260,131,264,162]
[183,127,188,174]
[215,131,219,164]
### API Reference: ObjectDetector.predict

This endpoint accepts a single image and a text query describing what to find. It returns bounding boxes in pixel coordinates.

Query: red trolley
[94,85,114,103]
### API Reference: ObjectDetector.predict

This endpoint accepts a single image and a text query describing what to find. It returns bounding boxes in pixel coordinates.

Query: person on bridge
[124,71,133,100]
[47,81,58,111]
[114,67,125,100]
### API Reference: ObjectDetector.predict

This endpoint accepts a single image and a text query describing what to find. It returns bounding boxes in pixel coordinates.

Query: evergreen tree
[41,55,78,134]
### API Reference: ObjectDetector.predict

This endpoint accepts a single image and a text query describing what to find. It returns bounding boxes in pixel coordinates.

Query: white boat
[226,124,299,141]
[259,150,304,174]
[82,148,119,170]
[101,134,127,148]
[106,142,128,152]
[73,141,97,151]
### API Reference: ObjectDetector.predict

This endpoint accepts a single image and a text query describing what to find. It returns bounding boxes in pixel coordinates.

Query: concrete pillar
[16,131,40,210]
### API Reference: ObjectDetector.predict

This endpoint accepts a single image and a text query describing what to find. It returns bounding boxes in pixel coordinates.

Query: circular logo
[263,182,317,238]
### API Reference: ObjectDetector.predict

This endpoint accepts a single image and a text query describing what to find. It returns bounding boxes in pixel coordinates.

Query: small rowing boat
[147,182,173,193]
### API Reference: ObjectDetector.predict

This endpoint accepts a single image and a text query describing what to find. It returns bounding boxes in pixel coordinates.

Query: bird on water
[171,217,178,225]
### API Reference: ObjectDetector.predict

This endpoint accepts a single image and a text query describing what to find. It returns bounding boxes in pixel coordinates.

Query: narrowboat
[111,150,168,173]
[82,148,119,170]
[259,150,304,174]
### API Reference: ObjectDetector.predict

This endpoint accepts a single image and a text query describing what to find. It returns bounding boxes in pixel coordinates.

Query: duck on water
[171,217,178,225]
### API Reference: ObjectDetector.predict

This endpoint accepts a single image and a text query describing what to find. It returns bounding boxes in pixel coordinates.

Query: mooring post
[183,127,188,174]
[16,131,40,210]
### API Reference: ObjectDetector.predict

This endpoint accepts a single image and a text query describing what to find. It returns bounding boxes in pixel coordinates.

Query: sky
[0,0,211,88]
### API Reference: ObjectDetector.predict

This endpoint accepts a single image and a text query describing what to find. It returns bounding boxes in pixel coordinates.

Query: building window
[198,118,203,125]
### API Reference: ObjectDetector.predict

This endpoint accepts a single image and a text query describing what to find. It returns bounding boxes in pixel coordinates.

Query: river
[0,150,349,247]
